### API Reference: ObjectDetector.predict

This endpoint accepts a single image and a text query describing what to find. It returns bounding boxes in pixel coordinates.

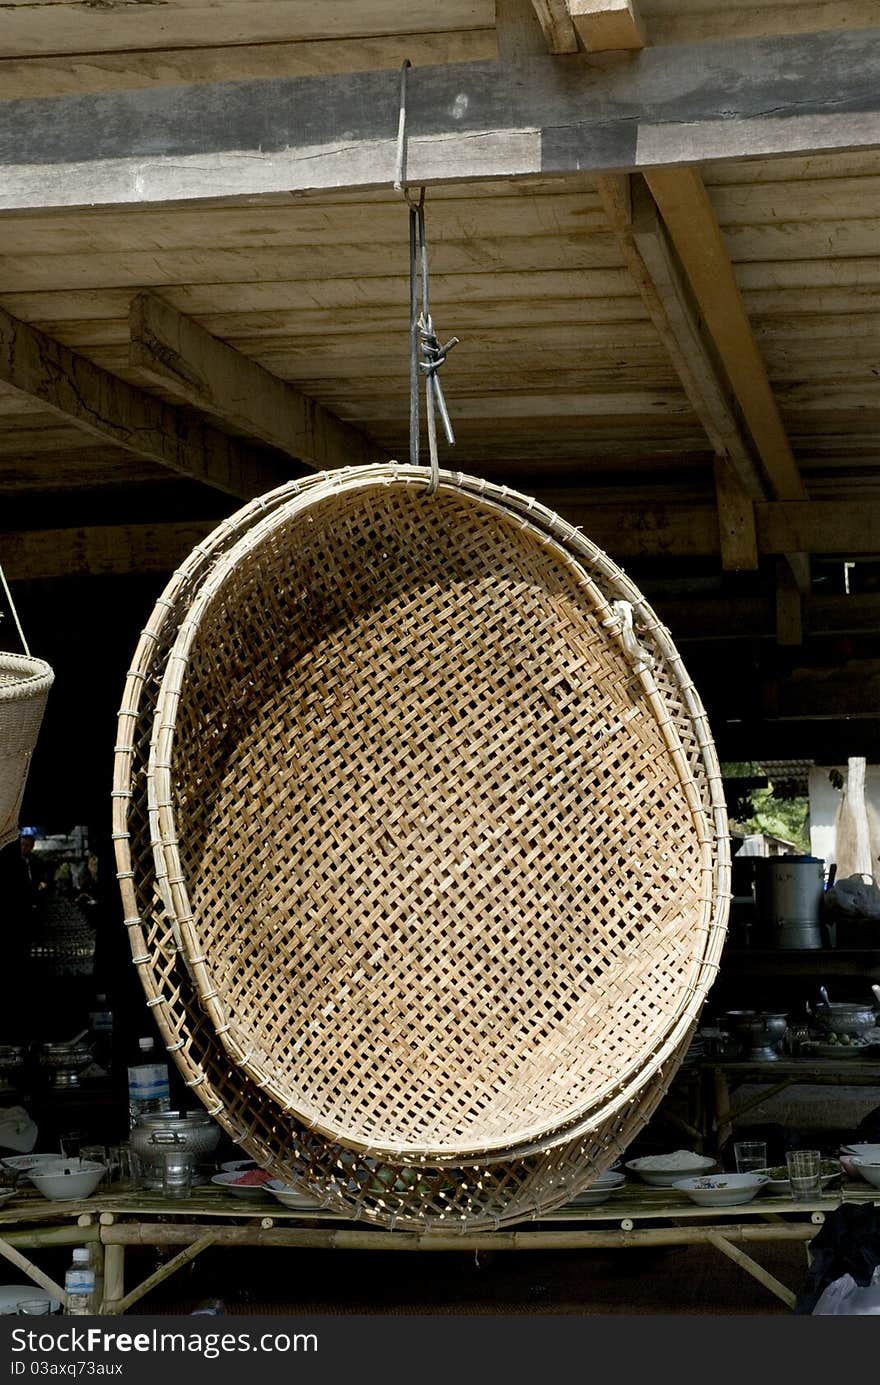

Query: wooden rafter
[569,1,646,52]
[129,293,382,474]
[529,1,579,53]
[643,168,806,505]
[0,305,290,499]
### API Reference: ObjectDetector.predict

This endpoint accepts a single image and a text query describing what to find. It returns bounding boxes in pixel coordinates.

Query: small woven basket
[137,465,728,1164]
[0,653,54,851]
[113,470,717,1228]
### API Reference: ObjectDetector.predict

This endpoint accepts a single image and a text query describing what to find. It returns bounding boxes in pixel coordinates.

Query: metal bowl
[814,1003,878,1039]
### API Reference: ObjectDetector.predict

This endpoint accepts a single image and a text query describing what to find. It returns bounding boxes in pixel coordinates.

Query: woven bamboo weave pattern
[0,653,54,851]
[146,467,728,1160]
[113,474,699,1229]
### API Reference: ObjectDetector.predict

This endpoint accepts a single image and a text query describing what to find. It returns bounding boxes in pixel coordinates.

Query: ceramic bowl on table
[625,1153,716,1187]
[849,1159,880,1190]
[28,1160,106,1201]
[0,1286,61,1316]
[841,1143,880,1162]
[211,1171,273,1198]
[754,1160,841,1191]
[2,1154,63,1174]
[567,1170,626,1207]
[673,1173,768,1207]
[266,1180,323,1210]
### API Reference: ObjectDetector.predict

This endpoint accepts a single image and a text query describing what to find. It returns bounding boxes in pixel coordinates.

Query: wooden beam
[0,523,215,581]
[0,306,290,499]
[529,1,580,53]
[4,31,880,210]
[569,1,646,52]
[599,175,765,513]
[714,457,758,572]
[129,293,381,473]
[643,169,806,504]
[8,499,880,582]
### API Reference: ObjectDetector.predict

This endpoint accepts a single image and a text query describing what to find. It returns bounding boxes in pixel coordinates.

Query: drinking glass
[107,1144,138,1189]
[80,1144,108,1180]
[734,1140,767,1174]
[786,1149,821,1199]
[58,1131,83,1160]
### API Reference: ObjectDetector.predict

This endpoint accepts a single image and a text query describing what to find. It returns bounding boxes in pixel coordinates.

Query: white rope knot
[611,600,656,675]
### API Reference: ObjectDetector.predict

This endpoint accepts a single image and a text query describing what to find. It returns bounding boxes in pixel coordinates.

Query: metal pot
[37,1041,94,1089]
[723,1010,789,1062]
[754,855,825,949]
[812,1001,878,1039]
[131,1110,220,1190]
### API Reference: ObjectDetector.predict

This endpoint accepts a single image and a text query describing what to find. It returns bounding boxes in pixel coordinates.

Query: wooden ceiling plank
[643,167,807,504]
[569,1,646,51]
[128,293,381,473]
[0,303,289,499]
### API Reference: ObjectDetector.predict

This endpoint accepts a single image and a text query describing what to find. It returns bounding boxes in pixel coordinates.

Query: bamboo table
[1,1180,878,1315]
[701,1058,880,1151]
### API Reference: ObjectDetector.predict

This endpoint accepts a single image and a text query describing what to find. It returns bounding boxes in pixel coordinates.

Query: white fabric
[0,1106,37,1153]
[813,1266,880,1315]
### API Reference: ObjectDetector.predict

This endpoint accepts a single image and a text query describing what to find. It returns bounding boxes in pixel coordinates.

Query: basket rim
[145,464,730,1161]
[0,652,54,703]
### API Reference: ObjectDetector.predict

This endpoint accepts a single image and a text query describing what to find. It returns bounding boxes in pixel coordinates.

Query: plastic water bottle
[64,1249,95,1316]
[127,1035,171,1128]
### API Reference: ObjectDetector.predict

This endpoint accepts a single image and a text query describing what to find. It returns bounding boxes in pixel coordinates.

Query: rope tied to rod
[394,60,459,495]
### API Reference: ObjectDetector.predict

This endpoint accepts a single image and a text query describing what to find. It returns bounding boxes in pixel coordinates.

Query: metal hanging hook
[393,60,458,495]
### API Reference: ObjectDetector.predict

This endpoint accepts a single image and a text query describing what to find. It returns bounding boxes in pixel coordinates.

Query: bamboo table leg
[706,1232,796,1309]
[101,1243,125,1315]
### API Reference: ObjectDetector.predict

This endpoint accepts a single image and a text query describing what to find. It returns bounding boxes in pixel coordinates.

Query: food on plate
[229,1168,274,1186]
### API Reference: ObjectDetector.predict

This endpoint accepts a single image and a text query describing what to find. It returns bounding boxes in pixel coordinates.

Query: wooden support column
[568,1,646,51]
[129,293,382,473]
[775,558,804,647]
[0,305,290,499]
[715,457,758,572]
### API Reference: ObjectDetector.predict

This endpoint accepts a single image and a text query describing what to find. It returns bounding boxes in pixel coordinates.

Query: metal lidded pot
[754,854,826,950]
[130,1109,220,1189]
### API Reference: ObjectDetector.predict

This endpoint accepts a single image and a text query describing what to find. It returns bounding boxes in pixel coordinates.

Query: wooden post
[101,1243,125,1316]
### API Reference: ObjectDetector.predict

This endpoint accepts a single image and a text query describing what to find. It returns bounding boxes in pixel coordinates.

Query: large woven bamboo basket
[112,476,700,1229]
[143,464,728,1163]
[0,653,54,851]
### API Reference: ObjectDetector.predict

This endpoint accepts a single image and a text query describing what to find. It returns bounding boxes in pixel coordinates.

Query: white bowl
[841,1143,880,1162]
[219,1159,258,1174]
[673,1173,769,1207]
[211,1171,273,1198]
[266,1180,322,1210]
[850,1159,880,1190]
[2,1154,63,1173]
[0,1286,61,1316]
[568,1171,626,1207]
[625,1154,716,1187]
[29,1161,105,1201]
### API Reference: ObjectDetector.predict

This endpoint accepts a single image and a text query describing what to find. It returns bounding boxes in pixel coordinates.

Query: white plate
[568,1172,626,1207]
[266,1180,322,1210]
[625,1155,716,1187]
[219,1160,258,1174]
[211,1172,273,1197]
[0,1286,61,1315]
[1,1155,60,1172]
